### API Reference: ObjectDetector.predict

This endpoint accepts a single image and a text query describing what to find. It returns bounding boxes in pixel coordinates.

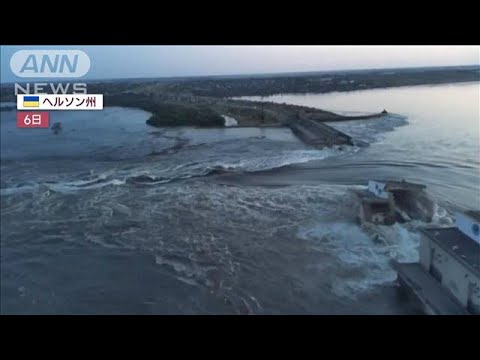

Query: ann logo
[20,54,79,74]
[10,50,90,78]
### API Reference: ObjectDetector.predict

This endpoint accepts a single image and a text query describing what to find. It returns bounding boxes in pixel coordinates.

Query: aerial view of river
[1,82,478,314]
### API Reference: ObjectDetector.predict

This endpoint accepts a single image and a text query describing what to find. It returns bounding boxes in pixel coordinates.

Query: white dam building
[395,210,480,315]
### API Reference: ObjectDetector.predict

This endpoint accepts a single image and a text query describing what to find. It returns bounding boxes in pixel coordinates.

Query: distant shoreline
[233,80,480,99]
[1,64,478,87]
[1,66,478,128]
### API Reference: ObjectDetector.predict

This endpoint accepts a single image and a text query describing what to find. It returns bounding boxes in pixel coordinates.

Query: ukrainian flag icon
[23,96,39,108]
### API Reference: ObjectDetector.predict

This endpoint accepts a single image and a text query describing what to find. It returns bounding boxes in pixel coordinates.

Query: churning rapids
[1,82,479,314]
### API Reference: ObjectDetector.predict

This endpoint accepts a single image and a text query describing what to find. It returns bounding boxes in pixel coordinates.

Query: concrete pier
[287,117,354,148]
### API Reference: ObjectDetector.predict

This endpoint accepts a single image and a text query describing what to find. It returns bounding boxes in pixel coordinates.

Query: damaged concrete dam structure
[287,116,354,148]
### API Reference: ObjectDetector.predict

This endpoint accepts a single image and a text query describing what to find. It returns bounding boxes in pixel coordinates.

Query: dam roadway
[286,116,354,148]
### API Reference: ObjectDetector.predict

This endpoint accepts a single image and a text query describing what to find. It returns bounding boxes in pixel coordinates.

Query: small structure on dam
[394,210,480,315]
[358,191,396,225]
[356,179,434,226]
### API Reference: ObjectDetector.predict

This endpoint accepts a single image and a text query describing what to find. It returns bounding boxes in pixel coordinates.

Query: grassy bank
[105,94,224,127]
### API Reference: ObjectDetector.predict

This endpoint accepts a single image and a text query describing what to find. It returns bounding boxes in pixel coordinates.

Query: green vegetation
[145,104,224,127]
[168,66,479,97]
[105,94,224,127]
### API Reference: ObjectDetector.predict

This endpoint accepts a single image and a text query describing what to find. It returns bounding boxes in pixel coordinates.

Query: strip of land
[2,65,478,131]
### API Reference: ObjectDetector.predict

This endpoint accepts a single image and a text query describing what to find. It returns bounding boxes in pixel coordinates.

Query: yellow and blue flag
[23,96,39,107]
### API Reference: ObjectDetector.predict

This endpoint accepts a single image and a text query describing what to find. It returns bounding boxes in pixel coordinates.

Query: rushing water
[1,82,479,314]
[239,83,480,211]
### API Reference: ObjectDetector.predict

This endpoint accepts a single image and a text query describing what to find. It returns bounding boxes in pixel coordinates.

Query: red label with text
[17,112,50,128]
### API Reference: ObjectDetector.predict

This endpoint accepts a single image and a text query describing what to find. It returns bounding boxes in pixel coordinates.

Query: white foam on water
[112,146,356,187]
[2,144,353,196]
[155,255,189,273]
[222,115,239,127]
[298,220,421,300]
[325,114,409,144]
[431,202,454,226]
[210,146,358,173]
[1,184,40,196]
[45,178,126,193]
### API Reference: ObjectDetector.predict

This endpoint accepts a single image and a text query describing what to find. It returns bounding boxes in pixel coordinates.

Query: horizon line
[1,63,479,85]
